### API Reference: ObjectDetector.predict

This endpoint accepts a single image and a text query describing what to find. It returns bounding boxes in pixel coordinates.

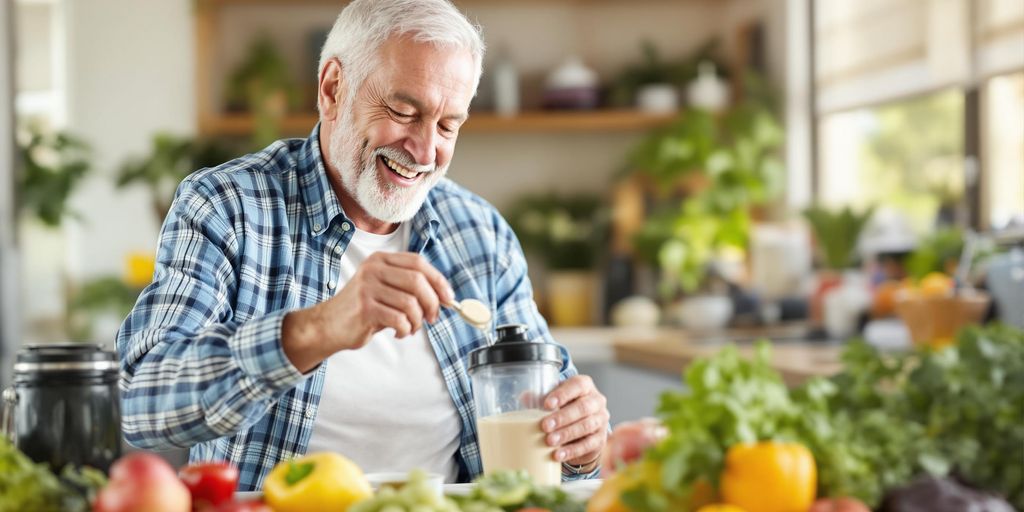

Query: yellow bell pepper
[263,452,373,512]
[720,441,816,512]
[696,505,748,512]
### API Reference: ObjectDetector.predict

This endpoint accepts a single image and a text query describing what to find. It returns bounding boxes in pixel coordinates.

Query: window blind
[815,0,1024,113]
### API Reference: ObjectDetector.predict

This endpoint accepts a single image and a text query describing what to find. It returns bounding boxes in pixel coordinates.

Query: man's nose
[403,124,438,167]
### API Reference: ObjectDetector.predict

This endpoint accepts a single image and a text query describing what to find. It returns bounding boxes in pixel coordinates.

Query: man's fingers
[546,410,607,447]
[367,299,414,338]
[378,268,440,323]
[542,391,605,433]
[374,288,425,335]
[552,430,606,463]
[543,375,595,413]
[380,252,454,304]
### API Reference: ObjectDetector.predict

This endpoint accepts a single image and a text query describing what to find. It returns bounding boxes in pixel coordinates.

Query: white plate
[443,478,603,501]
[562,479,603,501]
[234,490,262,500]
[239,478,604,501]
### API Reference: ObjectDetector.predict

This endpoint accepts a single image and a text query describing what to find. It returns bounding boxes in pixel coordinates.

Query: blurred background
[1,0,1023,417]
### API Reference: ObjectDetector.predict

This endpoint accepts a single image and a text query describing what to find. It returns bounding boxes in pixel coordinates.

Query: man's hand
[541,375,609,471]
[282,252,454,372]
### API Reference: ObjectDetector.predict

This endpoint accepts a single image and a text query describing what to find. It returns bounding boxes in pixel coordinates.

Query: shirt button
[341,222,351,232]
[327,281,336,290]
[333,245,343,255]
[305,408,315,419]
[313,223,322,232]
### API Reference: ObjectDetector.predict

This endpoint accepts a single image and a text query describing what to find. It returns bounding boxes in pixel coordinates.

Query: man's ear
[318,58,347,121]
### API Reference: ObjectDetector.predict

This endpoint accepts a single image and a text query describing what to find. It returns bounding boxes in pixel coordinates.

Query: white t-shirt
[305,222,462,483]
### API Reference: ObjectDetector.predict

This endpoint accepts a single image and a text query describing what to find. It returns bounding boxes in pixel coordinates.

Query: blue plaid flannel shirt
[116,125,599,490]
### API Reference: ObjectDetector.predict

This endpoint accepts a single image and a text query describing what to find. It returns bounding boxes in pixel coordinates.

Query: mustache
[372,146,436,174]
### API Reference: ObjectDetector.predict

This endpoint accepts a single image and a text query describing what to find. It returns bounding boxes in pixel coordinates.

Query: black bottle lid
[13,343,118,383]
[467,324,561,372]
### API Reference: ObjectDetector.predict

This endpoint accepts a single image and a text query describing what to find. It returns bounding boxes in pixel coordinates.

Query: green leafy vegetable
[0,437,106,512]
[454,470,585,512]
[349,469,461,512]
[622,324,1024,510]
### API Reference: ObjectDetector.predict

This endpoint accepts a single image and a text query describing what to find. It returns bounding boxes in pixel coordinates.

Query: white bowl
[675,295,733,331]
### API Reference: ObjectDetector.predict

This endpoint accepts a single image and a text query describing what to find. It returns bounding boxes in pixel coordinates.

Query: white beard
[328,101,447,224]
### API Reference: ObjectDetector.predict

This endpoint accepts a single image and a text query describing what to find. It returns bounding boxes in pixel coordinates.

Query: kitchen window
[810,0,1024,232]
[982,71,1024,230]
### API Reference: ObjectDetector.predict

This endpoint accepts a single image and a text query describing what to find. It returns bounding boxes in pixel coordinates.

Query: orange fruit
[872,280,902,317]
[919,272,953,298]
[696,505,747,512]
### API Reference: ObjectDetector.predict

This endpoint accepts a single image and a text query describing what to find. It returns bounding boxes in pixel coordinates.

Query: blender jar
[467,324,562,485]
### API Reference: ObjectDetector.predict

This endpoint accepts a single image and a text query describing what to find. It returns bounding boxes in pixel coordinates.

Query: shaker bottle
[1,343,122,472]
[467,324,562,485]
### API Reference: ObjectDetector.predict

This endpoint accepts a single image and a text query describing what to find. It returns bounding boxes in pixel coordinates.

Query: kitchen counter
[553,325,844,387]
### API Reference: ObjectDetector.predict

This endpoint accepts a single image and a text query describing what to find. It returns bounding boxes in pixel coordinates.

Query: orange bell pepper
[720,441,816,512]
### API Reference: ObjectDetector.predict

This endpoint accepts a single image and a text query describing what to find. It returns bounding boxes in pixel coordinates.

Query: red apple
[179,462,239,509]
[600,418,668,476]
[94,452,191,512]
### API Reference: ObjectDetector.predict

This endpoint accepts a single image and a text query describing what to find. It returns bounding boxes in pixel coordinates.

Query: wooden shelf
[198,110,678,137]
[463,110,677,133]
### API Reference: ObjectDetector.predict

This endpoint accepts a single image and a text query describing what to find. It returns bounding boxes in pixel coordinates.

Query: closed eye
[389,107,414,119]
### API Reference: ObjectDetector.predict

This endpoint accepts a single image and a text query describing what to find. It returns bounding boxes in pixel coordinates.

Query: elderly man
[117,0,608,490]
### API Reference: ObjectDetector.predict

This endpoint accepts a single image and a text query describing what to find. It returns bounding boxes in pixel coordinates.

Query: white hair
[317,0,485,102]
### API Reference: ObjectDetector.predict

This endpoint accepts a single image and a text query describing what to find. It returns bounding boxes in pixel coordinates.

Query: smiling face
[320,35,477,229]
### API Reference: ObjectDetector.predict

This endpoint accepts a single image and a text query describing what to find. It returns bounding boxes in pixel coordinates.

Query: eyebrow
[390,92,468,122]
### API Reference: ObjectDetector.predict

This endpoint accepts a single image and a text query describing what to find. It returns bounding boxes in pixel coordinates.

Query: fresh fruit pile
[92,452,268,512]
[0,438,581,512]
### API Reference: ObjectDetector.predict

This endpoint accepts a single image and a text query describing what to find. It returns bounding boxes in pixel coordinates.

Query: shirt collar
[298,123,440,246]
[298,123,346,237]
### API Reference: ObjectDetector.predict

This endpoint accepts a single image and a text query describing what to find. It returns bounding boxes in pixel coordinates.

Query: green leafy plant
[16,124,91,227]
[66,276,142,340]
[618,323,1024,510]
[225,34,301,147]
[629,78,785,295]
[905,227,964,279]
[803,205,875,270]
[117,133,233,223]
[506,193,606,271]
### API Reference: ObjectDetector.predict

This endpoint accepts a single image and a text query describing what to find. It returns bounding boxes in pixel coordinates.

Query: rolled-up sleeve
[117,178,304,450]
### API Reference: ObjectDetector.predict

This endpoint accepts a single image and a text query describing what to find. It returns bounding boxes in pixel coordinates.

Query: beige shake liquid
[477,409,560,486]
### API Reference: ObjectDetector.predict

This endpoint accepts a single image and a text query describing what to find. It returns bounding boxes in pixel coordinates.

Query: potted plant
[17,123,91,228]
[16,123,92,341]
[116,133,234,223]
[224,34,301,148]
[628,77,785,329]
[803,205,875,338]
[609,39,726,112]
[507,193,606,326]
